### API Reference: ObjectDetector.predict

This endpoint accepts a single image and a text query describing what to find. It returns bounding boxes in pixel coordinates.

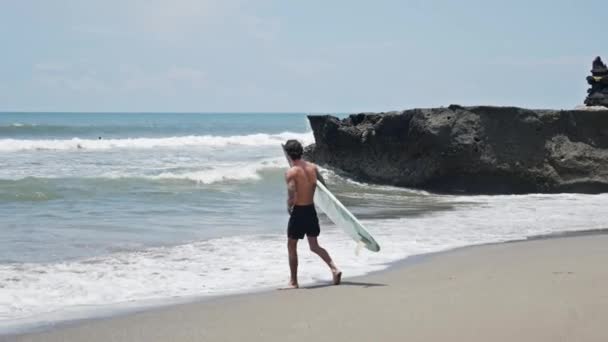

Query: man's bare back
[285,160,318,206]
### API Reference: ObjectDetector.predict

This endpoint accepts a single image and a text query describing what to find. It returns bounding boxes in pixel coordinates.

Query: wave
[0,158,288,202]
[0,132,314,152]
[102,158,287,184]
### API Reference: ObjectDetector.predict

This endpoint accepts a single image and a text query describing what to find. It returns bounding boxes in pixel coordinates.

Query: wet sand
[6,234,608,342]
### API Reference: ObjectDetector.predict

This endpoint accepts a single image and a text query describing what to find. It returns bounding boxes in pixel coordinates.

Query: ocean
[2,112,608,333]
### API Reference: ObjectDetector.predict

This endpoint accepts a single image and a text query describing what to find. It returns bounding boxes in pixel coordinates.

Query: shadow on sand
[303,281,386,290]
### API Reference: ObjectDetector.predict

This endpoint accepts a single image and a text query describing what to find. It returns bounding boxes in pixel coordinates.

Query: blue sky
[1,0,606,112]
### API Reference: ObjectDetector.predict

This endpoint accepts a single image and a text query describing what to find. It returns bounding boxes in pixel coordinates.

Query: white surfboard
[282,145,380,252]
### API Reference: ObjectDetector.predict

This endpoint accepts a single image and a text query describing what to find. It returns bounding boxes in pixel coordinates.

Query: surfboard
[282,145,381,252]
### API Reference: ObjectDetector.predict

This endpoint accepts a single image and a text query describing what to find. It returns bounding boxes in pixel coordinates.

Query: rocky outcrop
[304,105,608,194]
[585,56,608,108]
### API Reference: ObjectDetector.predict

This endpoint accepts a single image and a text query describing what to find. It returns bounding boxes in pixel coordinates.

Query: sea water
[1,112,608,332]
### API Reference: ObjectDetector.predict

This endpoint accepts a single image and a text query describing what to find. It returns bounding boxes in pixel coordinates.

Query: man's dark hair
[284,140,303,160]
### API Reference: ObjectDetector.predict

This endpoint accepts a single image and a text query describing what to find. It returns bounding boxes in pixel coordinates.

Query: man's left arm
[315,167,326,187]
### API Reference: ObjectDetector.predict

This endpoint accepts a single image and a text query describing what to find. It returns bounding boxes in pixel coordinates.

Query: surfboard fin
[355,240,365,256]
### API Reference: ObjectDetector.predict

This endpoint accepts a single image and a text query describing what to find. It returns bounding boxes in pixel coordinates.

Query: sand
[5,233,608,342]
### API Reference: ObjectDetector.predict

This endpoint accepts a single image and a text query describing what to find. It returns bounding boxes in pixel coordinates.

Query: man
[284,139,341,289]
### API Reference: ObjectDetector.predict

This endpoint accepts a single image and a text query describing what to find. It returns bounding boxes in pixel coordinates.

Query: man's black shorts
[287,204,320,239]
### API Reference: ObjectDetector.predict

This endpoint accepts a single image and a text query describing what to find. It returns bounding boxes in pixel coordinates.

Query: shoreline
[3,227,606,335]
[4,229,608,341]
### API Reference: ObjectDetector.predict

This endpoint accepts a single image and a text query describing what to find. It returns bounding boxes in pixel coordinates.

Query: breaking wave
[0,131,314,152]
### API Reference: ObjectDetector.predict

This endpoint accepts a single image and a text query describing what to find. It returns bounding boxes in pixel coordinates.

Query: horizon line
[0,111,344,115]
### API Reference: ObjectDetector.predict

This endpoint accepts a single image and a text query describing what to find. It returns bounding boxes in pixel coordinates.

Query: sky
[1,0,607,112]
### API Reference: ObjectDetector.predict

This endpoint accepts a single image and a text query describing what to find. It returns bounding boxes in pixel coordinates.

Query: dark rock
[584,56,608,107]
[304,106,608,194]
[592,56,608,75]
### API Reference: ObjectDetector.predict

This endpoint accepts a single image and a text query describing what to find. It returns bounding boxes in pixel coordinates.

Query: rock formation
[584,56,608,108]
[304,106,608,194]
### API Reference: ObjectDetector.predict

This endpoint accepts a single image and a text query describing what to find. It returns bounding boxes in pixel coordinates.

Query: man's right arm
[286,170,296,214]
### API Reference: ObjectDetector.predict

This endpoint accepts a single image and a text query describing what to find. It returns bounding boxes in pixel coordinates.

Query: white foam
[151,169,262,184]
[2,192,608,331]
[319,168,431,195]
[0,131,314,152]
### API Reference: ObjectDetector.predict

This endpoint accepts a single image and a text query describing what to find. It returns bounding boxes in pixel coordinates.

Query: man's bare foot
[279,282,299,290]
[332,271,342,285]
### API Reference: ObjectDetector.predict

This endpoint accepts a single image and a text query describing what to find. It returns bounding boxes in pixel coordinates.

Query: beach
[6,233,607,342]
[5,112,608,331]
[3,1,608,340]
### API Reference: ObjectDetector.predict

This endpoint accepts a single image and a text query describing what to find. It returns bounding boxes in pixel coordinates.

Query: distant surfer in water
[284,139,341,288]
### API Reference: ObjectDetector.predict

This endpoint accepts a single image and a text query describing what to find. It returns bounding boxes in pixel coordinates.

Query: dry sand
[5,233,608,342]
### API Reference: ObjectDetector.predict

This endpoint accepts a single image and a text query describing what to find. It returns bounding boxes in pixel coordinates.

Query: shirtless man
[284,139,341,289]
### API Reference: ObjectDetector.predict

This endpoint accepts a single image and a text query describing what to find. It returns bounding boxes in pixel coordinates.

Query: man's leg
[307,236,342,285]
[287,238,299,288]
